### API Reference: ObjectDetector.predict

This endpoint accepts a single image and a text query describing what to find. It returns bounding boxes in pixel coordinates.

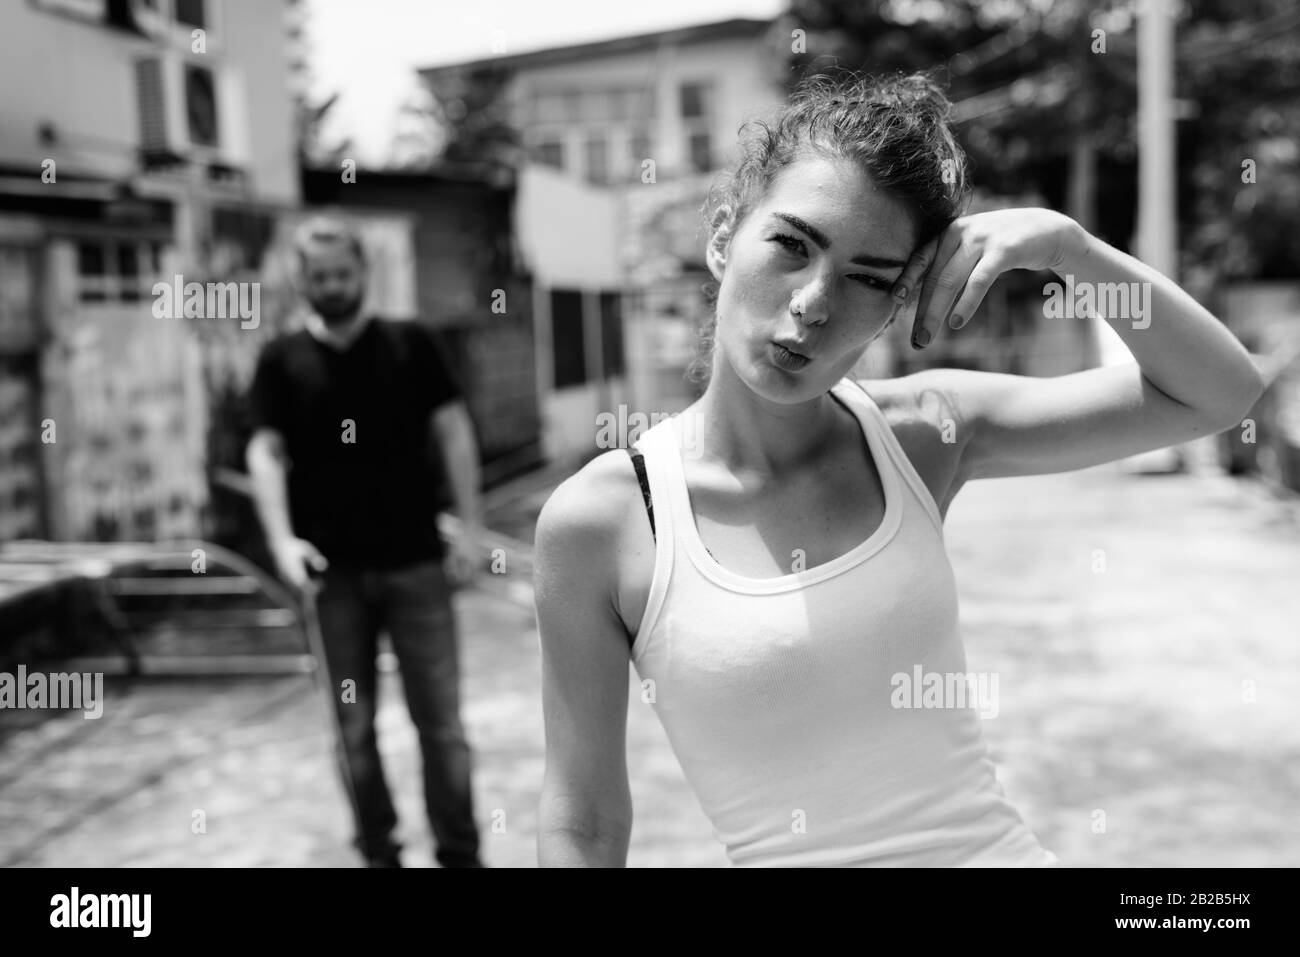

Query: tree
[785,0,1300,286]
[285,0,352,167]
[422,64,521,168]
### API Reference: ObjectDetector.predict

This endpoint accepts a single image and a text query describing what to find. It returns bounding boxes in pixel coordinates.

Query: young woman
[533,72,1262,867]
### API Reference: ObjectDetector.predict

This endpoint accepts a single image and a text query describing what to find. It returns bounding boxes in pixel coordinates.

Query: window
[533,91,567,124]
[636,87,657,119]
[35,0,209,39]
[680,82,714,172]
[117,244,141,302]
[600,292,625,378]
[560,90,581,122]
[174,0,205,29]
[529,85,657,180]
[78,243,107,302]
[688,130,713,173]
[532,137,564,169]
[75,239,165,302]
[629,129,651,166]
[608,89,628,122]
[584,134,609,185]
[581,89,615,123]
[551,289,587,389]
[680,82,711,120]
[31,0,107,25]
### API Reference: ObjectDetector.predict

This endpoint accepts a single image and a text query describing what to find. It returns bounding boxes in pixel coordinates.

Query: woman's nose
[792,276,832,324]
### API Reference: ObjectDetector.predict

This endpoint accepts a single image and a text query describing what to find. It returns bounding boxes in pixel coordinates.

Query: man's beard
[311,293,363,323]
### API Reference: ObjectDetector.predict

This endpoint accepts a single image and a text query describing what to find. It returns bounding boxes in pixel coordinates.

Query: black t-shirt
[248,317,464,569]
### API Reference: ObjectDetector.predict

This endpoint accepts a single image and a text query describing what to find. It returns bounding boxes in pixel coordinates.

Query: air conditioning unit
[134,52,247,173]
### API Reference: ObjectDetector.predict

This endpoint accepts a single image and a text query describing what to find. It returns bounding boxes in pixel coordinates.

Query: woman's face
[708,152,919,403]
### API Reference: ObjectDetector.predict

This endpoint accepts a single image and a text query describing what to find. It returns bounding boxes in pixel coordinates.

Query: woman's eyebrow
[771,212,909,269]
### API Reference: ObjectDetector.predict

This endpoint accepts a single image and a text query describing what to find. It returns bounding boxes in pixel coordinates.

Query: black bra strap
[626,445,655,542]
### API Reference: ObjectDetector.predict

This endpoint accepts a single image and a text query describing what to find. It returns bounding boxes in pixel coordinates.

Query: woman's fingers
[893,224,1004,348]
[913,229,967,347]
[948,256,1002,329]
[892,235,940,309]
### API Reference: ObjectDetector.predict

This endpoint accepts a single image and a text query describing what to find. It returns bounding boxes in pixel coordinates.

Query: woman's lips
[769,341,811,371]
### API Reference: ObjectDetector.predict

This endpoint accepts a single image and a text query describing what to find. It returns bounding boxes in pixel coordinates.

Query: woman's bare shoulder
[534,448,651,648]
[855,374,970,516]
[856,373,970,450]
[535,449,645,568]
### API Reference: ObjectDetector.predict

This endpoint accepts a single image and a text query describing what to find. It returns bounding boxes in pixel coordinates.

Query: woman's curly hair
[690,69,973,385]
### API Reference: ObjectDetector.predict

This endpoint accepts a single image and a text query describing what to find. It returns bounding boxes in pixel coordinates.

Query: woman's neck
[690,367,843,478]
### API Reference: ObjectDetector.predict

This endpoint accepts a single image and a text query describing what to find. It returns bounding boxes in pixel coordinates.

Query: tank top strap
[833,378,946,537]
[626,445,655,541]
[627,422,678,658]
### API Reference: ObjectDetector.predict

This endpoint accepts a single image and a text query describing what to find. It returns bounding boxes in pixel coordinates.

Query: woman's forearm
[538,825,630,867]
[1054,226,1263,422]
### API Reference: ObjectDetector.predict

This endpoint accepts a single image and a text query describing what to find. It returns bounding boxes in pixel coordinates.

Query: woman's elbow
[537,792,632,867]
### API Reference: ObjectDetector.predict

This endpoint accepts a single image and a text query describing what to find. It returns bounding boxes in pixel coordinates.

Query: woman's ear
[705,205,734,282]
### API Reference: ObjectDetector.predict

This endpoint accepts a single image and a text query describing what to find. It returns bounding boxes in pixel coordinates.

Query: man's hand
[444,525,483,589]
[269,536,329,594]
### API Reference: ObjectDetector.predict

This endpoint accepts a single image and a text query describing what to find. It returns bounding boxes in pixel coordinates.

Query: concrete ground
[2,437,1297,867]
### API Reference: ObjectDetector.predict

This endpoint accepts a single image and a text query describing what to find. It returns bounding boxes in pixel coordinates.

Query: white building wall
[514,162,628,460]
[0,0,298,206]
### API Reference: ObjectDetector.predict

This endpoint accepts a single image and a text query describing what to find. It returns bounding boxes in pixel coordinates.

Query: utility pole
[1136,0,1178,281]
[1096,0,1177,370]
[1115,0,1187,471]
[1068,23,1100,368]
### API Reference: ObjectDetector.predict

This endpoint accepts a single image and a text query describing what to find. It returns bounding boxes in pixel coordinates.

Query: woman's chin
[739,356,832,402]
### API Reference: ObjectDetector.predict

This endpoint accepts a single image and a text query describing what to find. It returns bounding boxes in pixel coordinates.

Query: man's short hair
[294,214,367,269]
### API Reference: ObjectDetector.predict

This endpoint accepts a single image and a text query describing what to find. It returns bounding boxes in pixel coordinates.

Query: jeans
[312,557,481,867]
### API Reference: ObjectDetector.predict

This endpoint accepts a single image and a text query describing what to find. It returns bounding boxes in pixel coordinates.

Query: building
[0,0,301,544]
[420,17,789,460]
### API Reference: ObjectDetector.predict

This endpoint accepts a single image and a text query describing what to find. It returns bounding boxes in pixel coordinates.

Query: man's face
[298,241,366,322]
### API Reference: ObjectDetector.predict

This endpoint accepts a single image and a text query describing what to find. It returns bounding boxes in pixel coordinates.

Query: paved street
[2,438,1298,867]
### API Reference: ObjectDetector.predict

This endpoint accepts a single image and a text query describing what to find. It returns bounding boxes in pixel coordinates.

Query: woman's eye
[849,274,894,292]
[771,233,806,256]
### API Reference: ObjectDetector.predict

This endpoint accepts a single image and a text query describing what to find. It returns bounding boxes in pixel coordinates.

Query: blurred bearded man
[246,214,485,867]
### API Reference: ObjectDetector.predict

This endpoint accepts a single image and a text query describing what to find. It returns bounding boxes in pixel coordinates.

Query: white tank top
[629,376,1059,867]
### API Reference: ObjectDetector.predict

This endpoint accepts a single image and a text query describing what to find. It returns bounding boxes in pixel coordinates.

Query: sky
[306,0,787,166]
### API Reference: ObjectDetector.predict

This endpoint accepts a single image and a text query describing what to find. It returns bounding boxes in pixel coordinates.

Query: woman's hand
[891,208,1086,349]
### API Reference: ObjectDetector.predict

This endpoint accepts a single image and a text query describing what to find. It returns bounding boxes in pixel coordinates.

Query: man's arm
[432,399,484,533]
[246,427,326,590]
[246,428,295,543]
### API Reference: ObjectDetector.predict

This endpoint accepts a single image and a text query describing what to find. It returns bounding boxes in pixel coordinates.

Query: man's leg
[380,558,482,867]
[313,567,402,865]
